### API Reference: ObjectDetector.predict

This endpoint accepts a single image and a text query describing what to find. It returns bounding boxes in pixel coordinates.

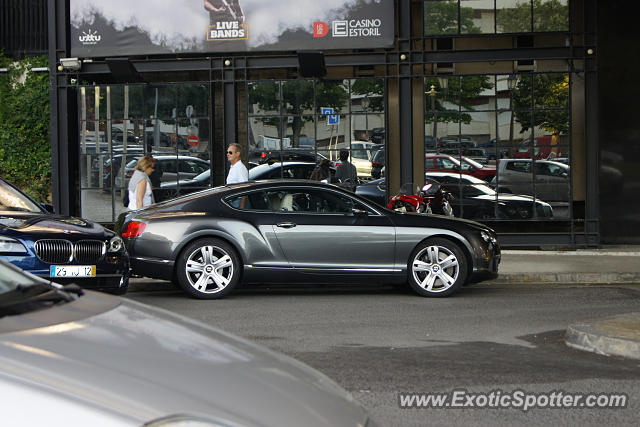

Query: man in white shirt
[226,143,249,184]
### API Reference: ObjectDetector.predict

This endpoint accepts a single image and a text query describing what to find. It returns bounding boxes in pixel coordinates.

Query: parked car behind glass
[491,159,570,202]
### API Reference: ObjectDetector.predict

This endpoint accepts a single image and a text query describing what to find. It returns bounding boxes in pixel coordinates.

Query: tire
[102,276,129,295]
[407,238,468,297]
[176,238,240,299]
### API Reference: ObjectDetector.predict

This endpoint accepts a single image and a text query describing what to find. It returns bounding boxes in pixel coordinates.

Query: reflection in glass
[248,81,280,115]
[458,1,485,34]
[497,0,532,33]
[351,78,384,112]
[316,80,349,114]
[424,0,459,35]
[248,117,283,163]
[78,83,212,224]
[423,72,572,222]
[534,0,568,32]
[282,80,314,115]
[512,73,569,159]
[283,115,315,149]
[143,85,177,119]
[177,84,209,118]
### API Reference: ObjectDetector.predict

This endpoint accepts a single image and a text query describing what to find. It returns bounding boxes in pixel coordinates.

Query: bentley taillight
[122,221,146,238]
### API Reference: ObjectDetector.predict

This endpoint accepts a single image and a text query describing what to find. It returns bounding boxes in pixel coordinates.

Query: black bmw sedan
[0,177,130,294]
[117,180,500,299]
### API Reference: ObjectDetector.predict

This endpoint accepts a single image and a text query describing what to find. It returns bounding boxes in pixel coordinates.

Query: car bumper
[130,256,175,281]
[470,243,500,283]
[3,253,130,291]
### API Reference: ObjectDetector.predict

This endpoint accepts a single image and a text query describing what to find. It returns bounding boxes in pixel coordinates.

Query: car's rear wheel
[408,238,467,297]
[176,238,240,299]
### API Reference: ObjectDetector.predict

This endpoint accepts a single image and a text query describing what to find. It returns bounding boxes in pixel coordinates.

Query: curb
[565,312,640,360]
[488,272,640,284]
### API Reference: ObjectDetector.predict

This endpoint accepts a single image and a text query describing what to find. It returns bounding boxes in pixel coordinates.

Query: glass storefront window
[424,72,571,221]
[78,83,211,223]
[426,0,569,36]
[282,80,314,115]
[247,79,386,187]
[534,0,569,32]
[496,0,532,33]
[424,0,459,35]
[248,81,280,115]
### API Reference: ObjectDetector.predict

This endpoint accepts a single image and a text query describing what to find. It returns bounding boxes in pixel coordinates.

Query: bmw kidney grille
[34,239,106,264]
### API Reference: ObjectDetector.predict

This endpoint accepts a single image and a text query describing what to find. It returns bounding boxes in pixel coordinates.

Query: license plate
[50,265,96,278]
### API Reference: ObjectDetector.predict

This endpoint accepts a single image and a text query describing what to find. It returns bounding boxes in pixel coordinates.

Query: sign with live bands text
[70,0,394,57]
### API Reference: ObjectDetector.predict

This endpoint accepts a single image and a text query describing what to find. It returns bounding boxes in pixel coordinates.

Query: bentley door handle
[276,222,297,228]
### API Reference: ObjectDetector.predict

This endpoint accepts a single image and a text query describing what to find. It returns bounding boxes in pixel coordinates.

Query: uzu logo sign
[79,30,101,45]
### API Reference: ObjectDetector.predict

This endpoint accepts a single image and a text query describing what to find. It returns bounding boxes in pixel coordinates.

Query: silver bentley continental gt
[116,180,500,299]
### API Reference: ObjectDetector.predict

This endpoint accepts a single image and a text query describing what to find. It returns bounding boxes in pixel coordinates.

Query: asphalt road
[126,282,640,426]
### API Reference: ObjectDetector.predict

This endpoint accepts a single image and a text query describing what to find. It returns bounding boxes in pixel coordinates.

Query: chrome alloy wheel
[411,244,460,293]
[185,245,234,294]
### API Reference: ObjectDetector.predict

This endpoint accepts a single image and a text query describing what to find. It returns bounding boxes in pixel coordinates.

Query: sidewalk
[128,246,640,360]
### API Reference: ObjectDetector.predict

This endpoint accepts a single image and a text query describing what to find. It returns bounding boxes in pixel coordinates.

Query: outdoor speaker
[106,57,142,83]
[297,51,326,78]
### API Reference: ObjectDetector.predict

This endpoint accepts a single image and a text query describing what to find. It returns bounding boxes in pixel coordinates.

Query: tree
[512,73,569,136]
[424,1,482,35]
[248,80,349,147]
[351,78,384,112]
[424,75,494,126]
[497,0,568,33]
[0,54,51,202]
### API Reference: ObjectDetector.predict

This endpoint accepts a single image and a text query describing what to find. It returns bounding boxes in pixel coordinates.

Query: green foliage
[0,54,51,202]
[512,73,569,135]
[424,75,494,125]
[424,1,481,35]
[248,80,350,145]
[351,78,384,112]
[497,0,568,33]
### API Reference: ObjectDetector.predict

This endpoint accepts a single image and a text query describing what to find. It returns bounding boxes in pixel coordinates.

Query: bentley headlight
[0,237,28,254]
[480,230,497,244]
[108,235,125,252]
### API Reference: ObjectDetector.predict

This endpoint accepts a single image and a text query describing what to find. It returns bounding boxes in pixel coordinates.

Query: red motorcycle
[387,180,454,217]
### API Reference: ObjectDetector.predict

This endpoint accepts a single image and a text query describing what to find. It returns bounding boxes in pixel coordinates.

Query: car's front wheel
[176,238,240,299]
[408,238,467,297]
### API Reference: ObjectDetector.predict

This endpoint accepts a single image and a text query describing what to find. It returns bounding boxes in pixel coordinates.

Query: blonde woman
[127,156,156,210]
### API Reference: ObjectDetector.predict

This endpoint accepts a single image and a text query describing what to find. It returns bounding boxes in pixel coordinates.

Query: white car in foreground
[0,260,372,427]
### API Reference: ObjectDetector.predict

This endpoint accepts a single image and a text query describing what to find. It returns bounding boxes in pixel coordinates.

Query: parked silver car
[0,259,372,426]
[491,159,570,202]
[115,155,210,188]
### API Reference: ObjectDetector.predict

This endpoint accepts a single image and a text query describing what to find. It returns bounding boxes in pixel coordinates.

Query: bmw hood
[0,213,113,238]
[0,292,366,427]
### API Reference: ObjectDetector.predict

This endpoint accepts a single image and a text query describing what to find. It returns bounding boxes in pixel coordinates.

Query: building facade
[6,0,636,246]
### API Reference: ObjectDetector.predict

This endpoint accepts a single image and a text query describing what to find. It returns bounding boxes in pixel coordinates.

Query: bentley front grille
[34,239,106,264]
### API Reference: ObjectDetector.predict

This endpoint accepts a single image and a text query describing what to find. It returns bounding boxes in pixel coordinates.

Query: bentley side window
[264,188,374,214]
[226,191,269,211]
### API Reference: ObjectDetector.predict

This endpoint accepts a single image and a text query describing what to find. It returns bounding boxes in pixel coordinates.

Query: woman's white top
[127,170,154,210]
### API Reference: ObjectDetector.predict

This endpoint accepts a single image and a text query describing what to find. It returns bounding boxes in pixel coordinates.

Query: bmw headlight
[0,237,28,254]
[108,235,125,252]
